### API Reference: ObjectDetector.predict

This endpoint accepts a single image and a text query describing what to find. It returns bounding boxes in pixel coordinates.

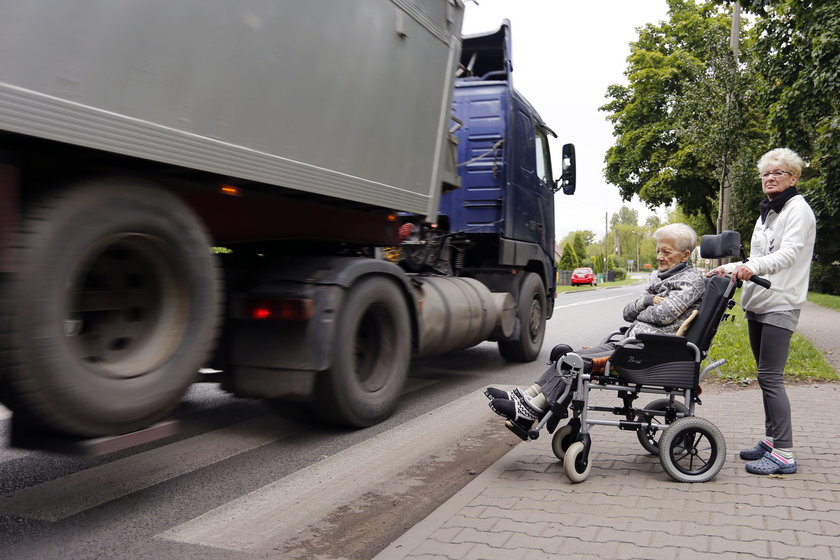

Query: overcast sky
[461,0,671,241]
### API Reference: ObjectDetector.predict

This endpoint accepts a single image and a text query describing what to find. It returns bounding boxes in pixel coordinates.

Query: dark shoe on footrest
[489,397,545,436]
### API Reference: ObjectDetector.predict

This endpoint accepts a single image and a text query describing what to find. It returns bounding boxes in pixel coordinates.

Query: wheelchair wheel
[636,398,689,455]
[563,441,592,483]
[551,424,576,461]
[658,417,726,483]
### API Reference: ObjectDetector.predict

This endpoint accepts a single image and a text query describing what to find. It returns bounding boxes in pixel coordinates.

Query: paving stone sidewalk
[376,303,840,560]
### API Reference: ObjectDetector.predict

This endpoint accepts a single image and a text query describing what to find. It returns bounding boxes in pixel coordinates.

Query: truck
[0,0,575,442]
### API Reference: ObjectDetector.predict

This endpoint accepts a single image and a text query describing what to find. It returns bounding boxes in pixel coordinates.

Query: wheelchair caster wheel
[658,417,726,483]
[551,424,575,461]
[528,429,540,440]
[563,441,592,482]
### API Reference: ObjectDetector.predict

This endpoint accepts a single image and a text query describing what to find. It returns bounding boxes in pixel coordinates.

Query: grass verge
[807,292,840,311]
[705,292,838,385]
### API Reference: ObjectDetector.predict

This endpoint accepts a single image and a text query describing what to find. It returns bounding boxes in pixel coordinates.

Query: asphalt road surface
[0,284,643,559]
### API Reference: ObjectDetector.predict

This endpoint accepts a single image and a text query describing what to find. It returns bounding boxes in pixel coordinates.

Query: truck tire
[314,276,411,427]
[1,179,221,436]
[498,272,546,362]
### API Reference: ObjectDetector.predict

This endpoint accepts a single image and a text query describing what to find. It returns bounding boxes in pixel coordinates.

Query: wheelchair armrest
[600,328,626,345]
[634,333,688,346]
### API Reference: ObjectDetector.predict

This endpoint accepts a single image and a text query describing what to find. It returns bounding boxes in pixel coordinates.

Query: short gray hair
[758,148,804,177]
[653,223,697,253]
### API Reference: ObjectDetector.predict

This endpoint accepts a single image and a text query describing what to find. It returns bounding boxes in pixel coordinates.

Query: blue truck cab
[436,21,576,360]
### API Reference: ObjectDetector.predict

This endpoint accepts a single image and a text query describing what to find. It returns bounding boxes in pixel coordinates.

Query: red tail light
[245,299,314,321]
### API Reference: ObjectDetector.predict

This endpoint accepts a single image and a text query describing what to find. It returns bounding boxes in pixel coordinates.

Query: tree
[601,0,751,232]
[573,232,588,267]
[611,206,639,228]
[557,241,580,271]
[745,0,840,293]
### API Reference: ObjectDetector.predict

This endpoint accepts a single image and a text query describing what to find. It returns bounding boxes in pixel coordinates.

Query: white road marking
[554,293,631,310]
[0,416,292,521]
[0,379,439,522]
[158,393,500,554]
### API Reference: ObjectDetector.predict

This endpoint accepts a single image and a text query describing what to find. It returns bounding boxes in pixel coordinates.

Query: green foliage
[708,310,837,383]
[601,0,737,232]
[667,207,714,239]
[557,241,580,270]
[809,262,840,296]
[612,268,627,281]
[589,253,606,274]
[611,206,639,227]
[807,291,840,311]
[748,0,840,275]
[573,233,588,267]
[609,0,839,288]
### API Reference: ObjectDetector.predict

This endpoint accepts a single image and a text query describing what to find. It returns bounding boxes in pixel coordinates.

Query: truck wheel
[1,179,221,436]
[498,272,546,362]
[314,276,411,427]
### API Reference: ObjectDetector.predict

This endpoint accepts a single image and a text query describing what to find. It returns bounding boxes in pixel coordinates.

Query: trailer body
[0,1,576,440]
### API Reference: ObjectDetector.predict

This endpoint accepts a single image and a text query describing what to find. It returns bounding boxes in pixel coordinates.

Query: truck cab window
[535,129,552,187]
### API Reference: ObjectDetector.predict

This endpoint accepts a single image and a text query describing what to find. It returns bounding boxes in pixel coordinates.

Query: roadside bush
[810,261,840,296]
[612,268,627,281]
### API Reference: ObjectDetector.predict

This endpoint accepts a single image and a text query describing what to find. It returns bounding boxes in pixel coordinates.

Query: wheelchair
[506,231,770,483]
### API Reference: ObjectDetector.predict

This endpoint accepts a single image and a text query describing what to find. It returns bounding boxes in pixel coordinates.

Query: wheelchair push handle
[749,275,771,289]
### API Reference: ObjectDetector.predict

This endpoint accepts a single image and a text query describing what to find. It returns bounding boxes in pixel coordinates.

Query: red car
[571,267,598,286]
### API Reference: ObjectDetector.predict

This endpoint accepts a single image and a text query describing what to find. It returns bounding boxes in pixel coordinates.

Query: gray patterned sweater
[622,263,705,338]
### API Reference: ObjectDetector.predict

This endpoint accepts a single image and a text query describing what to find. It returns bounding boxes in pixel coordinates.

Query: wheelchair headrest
[700,230,741,259]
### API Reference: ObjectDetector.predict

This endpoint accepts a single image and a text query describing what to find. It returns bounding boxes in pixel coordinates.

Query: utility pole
[717,1,740,234]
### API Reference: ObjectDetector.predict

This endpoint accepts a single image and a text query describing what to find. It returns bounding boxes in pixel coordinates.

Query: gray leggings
[747,320,794,448]
[535,343,618,403]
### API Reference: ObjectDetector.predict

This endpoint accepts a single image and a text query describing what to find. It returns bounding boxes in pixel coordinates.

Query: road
[0,284,643,559]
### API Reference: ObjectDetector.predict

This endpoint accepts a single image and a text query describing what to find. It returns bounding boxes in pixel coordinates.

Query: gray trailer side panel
[0,0,463,216]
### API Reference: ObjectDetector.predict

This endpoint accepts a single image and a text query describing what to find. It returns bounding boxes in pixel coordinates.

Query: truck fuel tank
[413,276,515,357]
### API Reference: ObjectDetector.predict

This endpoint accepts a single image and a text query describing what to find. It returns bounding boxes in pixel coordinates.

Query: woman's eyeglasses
[759,171,792,179]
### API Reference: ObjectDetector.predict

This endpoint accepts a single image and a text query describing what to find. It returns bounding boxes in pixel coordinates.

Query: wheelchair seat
[609,274,733,388]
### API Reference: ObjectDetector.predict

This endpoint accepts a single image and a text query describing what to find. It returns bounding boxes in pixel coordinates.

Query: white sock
[530,393,549,411]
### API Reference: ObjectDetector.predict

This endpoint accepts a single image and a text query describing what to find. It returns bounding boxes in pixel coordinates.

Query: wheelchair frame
[504,231,765,483]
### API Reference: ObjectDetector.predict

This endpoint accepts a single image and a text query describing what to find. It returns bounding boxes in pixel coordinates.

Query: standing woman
[709,148,816,475]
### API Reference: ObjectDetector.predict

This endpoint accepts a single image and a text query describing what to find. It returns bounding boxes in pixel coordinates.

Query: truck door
[505,104,554,257]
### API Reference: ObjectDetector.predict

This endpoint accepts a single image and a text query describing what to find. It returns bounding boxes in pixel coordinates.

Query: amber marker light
[220,185,241,196]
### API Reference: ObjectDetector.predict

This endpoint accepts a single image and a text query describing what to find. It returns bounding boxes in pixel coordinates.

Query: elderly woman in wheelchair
[485,223,705,432]
[483,225,766,483]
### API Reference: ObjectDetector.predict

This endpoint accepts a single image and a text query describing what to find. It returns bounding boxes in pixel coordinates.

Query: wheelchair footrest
[505,420,538,441]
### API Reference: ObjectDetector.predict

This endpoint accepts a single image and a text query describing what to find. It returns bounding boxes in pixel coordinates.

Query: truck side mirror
[555,143,576,195]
